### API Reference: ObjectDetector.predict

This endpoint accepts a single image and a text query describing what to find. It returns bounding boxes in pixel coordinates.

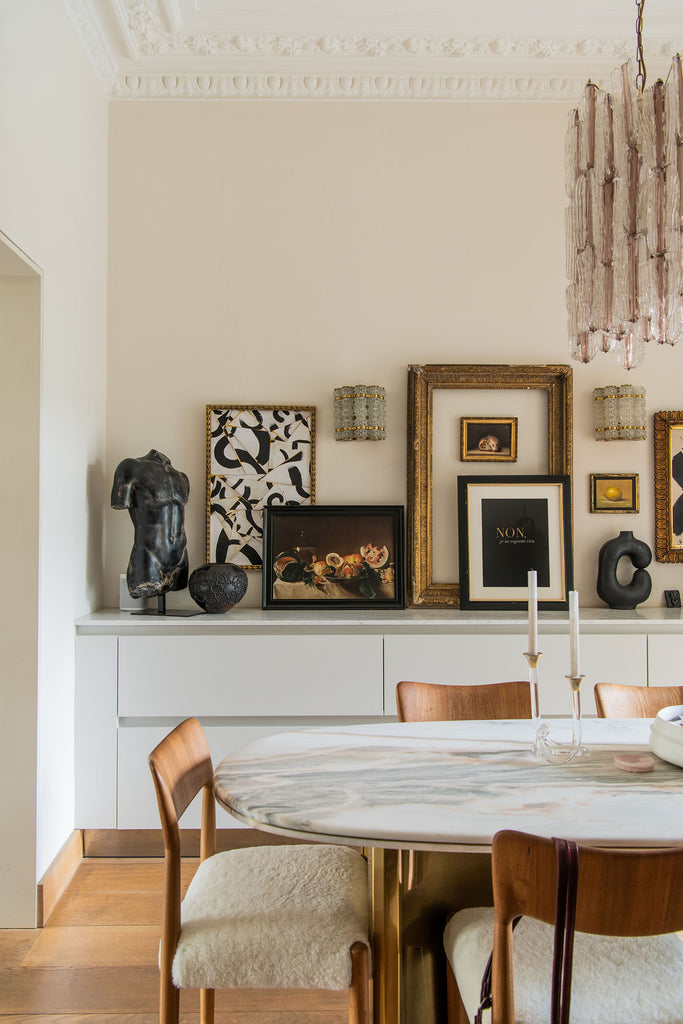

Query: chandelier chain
[635,0,647,94]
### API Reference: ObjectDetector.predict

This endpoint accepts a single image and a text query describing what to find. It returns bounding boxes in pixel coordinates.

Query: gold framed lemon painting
[590,473,639,513]
[262,505,405,609]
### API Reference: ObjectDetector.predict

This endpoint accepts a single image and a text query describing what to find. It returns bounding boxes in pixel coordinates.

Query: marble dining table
[213,718,683,1024]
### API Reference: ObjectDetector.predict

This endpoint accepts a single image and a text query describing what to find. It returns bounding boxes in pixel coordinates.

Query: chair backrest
[148,716,215,855]
[396,679,531,722]
[594,682,683,718]
[490,829,683,1024]
[148,718,217,1013]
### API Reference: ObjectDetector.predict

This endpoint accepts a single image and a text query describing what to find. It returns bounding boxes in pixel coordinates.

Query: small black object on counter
[596,531,652,609]
[189,562,248,613]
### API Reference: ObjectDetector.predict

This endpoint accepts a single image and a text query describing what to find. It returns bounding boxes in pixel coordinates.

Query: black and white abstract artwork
[206,406,316,568]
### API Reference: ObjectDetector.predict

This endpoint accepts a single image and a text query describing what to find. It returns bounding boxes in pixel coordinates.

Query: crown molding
[66,0,120,91]
[68,0,683,100]
[110,72,603,101]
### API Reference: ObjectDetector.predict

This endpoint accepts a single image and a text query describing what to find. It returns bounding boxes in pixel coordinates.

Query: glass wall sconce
[333,385,386,441]
[593,385,646,440]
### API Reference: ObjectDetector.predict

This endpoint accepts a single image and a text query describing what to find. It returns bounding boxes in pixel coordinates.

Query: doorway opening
[0,231,42,925]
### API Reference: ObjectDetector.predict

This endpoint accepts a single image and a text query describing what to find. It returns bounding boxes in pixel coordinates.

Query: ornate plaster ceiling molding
[69,0,683,101]
[66,0,119,91]
[110,72,603,101]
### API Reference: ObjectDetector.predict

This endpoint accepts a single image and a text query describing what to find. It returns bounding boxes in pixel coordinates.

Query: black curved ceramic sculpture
[189,562,248,613]
[596,531,652,609]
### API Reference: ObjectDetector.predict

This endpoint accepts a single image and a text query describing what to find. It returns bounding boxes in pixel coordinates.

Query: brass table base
[370,849,493,1024]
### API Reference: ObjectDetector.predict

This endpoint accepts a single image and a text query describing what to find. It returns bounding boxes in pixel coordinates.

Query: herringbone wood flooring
[0,857,349,1023]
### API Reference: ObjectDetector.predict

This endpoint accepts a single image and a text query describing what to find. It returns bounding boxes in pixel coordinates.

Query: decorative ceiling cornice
[106,73,608,102]
[67,0,683,101]
[66,0,119,91]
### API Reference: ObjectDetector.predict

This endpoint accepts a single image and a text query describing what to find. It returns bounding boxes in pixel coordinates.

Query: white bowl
[649,705,683,768]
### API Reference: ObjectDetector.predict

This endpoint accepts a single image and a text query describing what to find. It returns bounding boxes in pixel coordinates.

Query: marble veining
[213,720,683,849]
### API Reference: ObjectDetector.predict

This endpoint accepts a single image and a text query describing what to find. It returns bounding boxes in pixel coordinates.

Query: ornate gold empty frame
[407,364,573,607]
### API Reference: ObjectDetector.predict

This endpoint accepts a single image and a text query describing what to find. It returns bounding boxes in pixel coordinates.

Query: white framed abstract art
[205,405,316,568]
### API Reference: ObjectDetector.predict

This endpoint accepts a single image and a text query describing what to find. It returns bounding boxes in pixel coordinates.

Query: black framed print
[457,475,573,610]
[262,505,405,609]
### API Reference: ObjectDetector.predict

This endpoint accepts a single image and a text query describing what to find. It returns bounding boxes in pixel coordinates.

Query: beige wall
[106,99,683,608]
[0,269,40,925]
[0,0,108,914]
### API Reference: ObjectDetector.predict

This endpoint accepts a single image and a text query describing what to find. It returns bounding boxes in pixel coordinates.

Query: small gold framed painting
[460,417,518,462]
[590,473,639,513]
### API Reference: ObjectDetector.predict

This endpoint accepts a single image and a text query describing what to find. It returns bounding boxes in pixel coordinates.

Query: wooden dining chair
[396,679,531,722]
[594,682,683,718]
[148,718,371,1024]
[443,829,683,1024]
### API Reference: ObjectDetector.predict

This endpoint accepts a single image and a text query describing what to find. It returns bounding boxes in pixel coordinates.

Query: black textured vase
[596,531,652,610]
[189,562,248,613]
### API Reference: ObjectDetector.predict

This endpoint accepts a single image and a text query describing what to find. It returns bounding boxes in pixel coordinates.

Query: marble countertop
[213,719,683,851]
[77,606,683,635]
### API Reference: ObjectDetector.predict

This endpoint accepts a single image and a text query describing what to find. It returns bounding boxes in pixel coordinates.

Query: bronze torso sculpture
[111,449,190,600]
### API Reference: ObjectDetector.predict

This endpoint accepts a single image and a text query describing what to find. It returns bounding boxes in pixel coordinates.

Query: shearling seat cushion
[444,906,683,1024]
[173,844,368,991]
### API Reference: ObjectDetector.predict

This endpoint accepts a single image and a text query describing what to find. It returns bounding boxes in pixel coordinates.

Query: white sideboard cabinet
[75,607,683,831]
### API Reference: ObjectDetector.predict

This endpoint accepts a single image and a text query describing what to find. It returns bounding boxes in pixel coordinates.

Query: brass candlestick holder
[524,652,590,764]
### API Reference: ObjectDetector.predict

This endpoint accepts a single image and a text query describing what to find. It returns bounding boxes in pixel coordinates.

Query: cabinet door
[541,634,647,716]
[383,633,647,718]
[384,635,528,712]
[75,636,118,828]
[647,635,683,685]
[118,635,383,717]
[119,724,291,829]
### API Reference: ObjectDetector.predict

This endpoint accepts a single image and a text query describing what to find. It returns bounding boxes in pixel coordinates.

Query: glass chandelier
[566,1,683,369]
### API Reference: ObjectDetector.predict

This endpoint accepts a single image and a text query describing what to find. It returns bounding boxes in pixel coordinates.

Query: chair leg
[349,941,371,1024]
[446,959,470,1024]
[200,987,215,1024]
[160,974,180,1024]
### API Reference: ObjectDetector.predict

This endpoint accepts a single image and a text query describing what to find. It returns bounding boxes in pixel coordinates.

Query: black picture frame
[457,475,573,610]
[262,505,405,609]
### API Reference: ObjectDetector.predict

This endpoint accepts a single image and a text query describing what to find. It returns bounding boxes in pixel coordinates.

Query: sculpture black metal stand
[112,449,201,615]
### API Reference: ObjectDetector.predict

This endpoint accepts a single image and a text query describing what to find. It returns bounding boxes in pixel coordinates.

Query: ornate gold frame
[460,416,518,462]
[590,473,639,514]
[407,364,573,607]
[654,410,683,563]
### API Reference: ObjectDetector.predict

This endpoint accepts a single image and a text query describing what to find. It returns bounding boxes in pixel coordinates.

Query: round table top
[213,718,683,851]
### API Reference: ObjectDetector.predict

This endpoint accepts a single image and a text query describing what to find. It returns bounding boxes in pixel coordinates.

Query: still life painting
[263,505,405,608]
[590,473,639,513]
[460,416,518,462]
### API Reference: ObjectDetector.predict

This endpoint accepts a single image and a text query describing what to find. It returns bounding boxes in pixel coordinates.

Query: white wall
[106,99,683,608]
[0,0,108,919]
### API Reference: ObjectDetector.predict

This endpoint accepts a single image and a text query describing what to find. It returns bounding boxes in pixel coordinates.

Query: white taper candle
[569,590,580,677]
[527,570,538,656]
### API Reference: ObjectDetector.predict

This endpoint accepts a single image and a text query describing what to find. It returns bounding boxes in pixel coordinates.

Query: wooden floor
[0,857,350,1023]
